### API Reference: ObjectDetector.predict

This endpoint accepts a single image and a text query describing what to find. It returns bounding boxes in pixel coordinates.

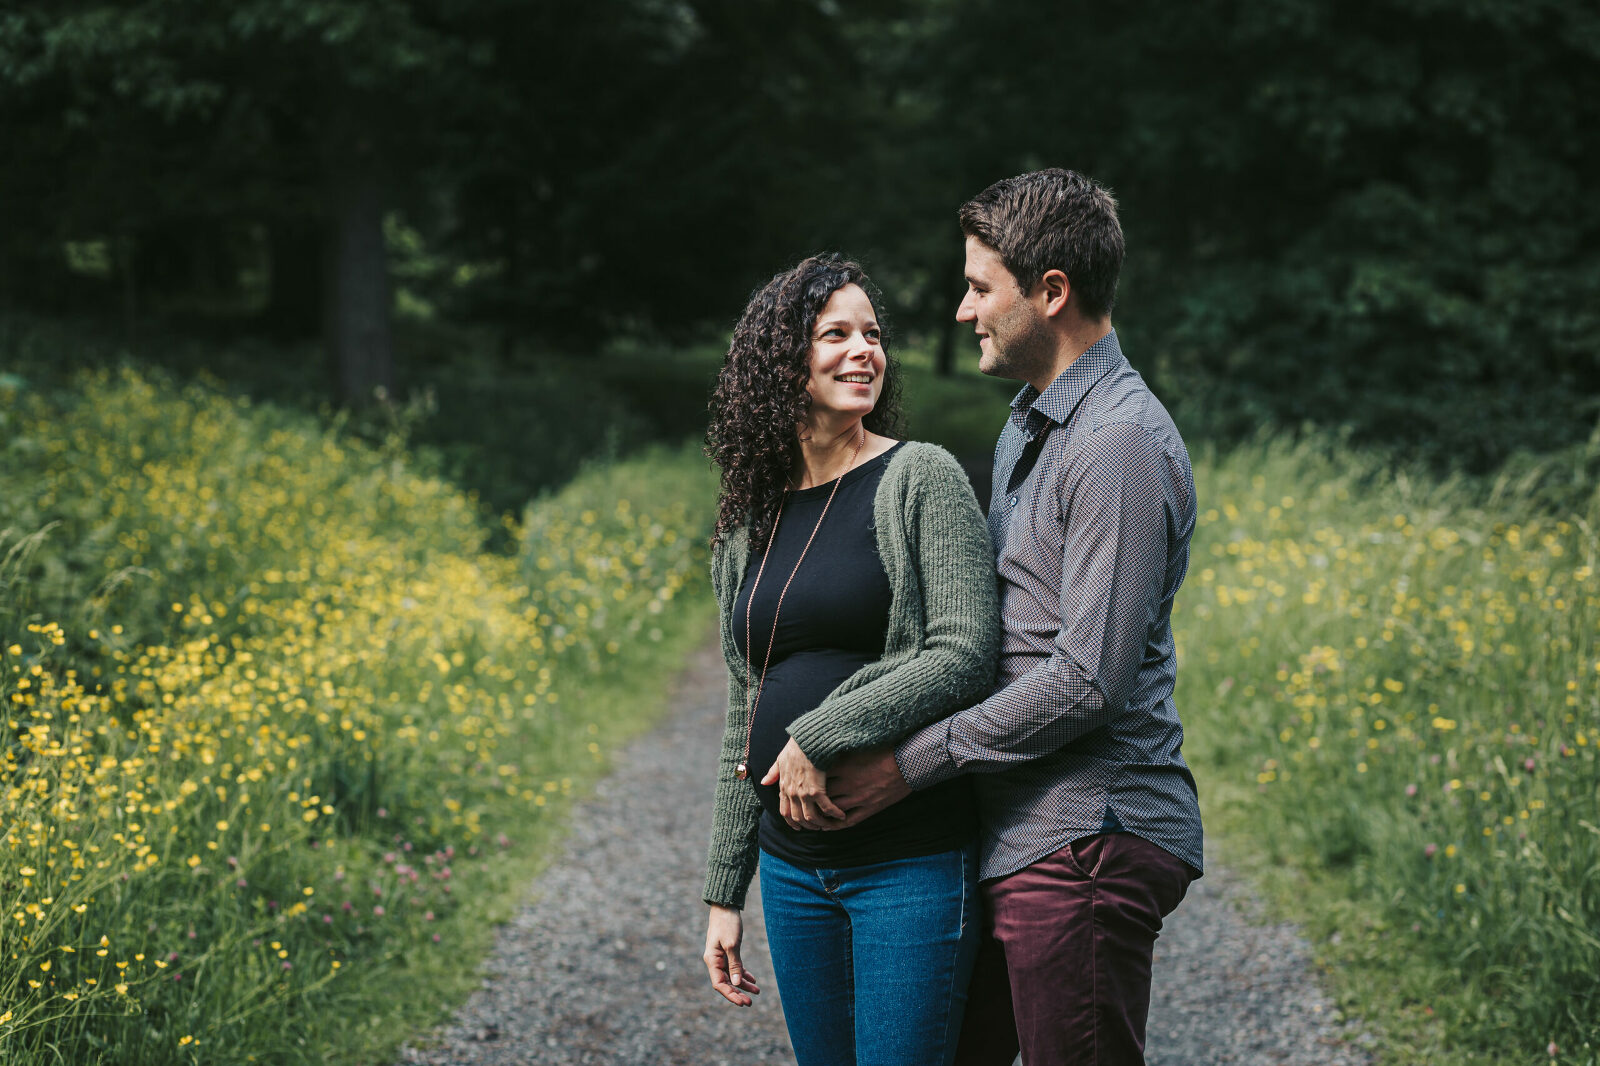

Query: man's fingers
[759,762,779,786]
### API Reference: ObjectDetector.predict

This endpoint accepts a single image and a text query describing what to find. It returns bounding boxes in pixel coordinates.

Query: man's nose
[956,292,976,322]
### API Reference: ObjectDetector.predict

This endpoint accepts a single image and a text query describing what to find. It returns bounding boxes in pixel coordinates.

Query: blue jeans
[759,843,980,1066]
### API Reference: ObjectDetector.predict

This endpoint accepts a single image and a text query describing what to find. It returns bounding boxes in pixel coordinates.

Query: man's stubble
[980,300,1056,388]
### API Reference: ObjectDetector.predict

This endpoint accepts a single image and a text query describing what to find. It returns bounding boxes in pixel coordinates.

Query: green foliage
[0,363,716,1064]
[1176,436,1600,1065]
[944,0,1600,470]
[7,0,1596,470]
[518,444,719,675]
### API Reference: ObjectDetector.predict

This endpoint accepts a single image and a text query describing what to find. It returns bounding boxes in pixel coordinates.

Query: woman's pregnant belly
[746,648,875,819]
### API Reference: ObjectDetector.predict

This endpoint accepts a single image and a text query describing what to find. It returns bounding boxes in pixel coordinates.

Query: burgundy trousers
[952,832,1195,1066]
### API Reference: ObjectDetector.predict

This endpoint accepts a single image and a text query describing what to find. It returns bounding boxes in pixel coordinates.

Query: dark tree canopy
[2,0,1596,461]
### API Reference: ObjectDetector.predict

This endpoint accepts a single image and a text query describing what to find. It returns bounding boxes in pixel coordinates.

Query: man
[827,168,1203,1066]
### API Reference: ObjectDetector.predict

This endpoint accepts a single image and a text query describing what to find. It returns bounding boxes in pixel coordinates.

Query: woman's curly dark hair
[707,254,903,547]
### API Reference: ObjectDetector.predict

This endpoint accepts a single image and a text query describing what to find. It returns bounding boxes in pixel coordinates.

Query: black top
[733,442,975,868]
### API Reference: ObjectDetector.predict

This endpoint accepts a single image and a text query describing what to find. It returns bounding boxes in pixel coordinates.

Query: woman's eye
[866,329,881,340]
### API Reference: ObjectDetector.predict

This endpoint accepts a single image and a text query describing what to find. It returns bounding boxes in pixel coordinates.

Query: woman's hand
[703,905,760,1006]
[761,737,847,830]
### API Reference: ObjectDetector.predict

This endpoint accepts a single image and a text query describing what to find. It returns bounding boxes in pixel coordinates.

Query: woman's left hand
[761,738,847,830]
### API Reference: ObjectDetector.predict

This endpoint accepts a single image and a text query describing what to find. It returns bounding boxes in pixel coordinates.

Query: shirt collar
[1008,329,1124,439]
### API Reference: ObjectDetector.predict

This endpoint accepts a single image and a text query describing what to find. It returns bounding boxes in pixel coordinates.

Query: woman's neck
[792,418,866,489]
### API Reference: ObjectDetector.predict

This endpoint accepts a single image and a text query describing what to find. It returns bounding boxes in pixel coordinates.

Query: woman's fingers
[724,944,760,1003]
[705,949,754,1005]
[703,916,760,1006]
[812,790,847,821]
[783,792,805,831]
[726,947,761,999]
[794,778,845,826]
[794,794,844,830]
[764,742,847,828]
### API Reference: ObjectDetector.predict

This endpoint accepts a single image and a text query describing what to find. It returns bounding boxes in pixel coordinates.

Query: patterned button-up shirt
[897,329,1204,879]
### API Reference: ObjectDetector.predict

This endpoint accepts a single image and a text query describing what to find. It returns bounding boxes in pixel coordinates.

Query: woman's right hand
[703,904,761,1006]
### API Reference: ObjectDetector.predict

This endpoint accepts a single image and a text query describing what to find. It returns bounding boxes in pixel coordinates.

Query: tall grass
[0,367,716,1063]
[1177,438,1600,1065]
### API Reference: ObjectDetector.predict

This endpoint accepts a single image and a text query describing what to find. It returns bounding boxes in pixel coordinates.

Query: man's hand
[703,905,761,1006]
[760,738,846,830]
[823,747,912,828]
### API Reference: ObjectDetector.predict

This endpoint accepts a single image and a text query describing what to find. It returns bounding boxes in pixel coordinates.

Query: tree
[1,0,481,403]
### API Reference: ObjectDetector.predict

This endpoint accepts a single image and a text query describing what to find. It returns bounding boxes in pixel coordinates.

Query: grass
[891,339,1600,1065]
[1174,436,1600,1066]
[0,363,719,1064]
[8,308,1595,1065]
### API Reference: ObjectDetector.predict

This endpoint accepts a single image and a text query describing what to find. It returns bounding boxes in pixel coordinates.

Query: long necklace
[736,424,866,780]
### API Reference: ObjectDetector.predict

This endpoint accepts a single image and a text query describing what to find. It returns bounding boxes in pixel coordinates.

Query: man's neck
[1026,318,1114,395]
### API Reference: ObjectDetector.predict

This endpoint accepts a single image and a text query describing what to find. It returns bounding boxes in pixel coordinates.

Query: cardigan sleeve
[702,531,763,908]
[702,667,763,907]
[784,445,1000,769]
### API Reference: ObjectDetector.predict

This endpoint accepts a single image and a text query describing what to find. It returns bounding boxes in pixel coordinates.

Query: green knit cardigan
[702,442,1001,908]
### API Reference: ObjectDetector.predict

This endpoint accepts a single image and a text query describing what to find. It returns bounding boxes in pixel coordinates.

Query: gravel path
[398,640,1373,1066]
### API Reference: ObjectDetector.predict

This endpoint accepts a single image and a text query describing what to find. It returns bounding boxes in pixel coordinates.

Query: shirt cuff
[895,718,961,790]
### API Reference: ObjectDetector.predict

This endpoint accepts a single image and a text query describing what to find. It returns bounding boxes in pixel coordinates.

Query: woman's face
[804,283,886,423]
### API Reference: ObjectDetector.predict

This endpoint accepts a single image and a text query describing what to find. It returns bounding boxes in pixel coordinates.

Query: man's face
[956,236,1051,382]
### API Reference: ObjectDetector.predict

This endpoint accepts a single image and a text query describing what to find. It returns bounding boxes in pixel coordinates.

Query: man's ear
[1038,269,1071,318]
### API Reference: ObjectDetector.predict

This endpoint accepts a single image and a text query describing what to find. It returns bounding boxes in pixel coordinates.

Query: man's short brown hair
[959,169,1125,320]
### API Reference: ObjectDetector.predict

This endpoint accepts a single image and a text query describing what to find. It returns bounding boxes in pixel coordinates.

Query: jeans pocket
[1062,833,1110,880]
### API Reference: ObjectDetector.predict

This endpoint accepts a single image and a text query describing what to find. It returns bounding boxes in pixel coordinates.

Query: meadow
[900,349,1600,1064]
[3,322,1597,1066]
[1174,438,1600,1066]
[0,364,717,1064]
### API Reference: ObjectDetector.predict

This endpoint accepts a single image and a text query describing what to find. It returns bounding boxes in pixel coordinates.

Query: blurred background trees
[2,0,1596,465]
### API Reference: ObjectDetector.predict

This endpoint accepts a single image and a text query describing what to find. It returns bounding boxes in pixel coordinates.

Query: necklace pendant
[735,762,749,781]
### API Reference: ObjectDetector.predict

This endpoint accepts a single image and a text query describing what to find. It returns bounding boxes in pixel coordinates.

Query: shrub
[0,367,715,1063]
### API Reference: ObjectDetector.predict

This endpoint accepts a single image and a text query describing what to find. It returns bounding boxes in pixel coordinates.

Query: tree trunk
[935,321,957,377]
[325,164,394,405]
[934,244,962,377]
[117,231,139,345]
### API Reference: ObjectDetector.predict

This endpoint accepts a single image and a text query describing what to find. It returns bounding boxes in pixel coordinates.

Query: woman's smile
[806,284,885,419]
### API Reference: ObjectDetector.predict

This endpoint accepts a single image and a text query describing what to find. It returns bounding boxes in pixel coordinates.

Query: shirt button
[1009,496,1019,509]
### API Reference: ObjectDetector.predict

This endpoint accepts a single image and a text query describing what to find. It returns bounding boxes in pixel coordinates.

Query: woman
[700,254,1000,1066]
